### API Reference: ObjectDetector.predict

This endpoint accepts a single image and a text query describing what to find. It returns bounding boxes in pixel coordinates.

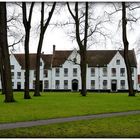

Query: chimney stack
[53,45,56,54]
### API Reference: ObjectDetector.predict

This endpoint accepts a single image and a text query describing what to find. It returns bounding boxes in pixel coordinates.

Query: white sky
[7,2,140,73]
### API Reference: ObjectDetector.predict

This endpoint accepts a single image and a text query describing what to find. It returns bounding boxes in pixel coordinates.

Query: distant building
[0,47,138,92]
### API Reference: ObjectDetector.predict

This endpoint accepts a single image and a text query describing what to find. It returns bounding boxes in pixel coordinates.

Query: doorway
[17,82,21,90]
[72,79,78,91]
[111,80,117,92]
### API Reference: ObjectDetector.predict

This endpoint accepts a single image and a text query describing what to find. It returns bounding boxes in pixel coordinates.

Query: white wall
[0,51,138,92]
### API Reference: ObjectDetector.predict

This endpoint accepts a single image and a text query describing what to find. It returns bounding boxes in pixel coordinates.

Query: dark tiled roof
[52,50,137,67]
[52,51,72,67]
[41,54,52,69]
[87,50,137,67]
[14,53,52,70]
[13,49,137,69]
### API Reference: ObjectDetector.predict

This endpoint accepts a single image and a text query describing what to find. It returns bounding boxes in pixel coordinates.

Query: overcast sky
[7,2,140,73]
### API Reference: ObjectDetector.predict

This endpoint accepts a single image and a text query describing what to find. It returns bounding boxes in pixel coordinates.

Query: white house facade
[0,47,138,92]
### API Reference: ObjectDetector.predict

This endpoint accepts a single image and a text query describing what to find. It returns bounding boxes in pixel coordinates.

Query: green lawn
[0,114,140,137]
[0,92,140,123]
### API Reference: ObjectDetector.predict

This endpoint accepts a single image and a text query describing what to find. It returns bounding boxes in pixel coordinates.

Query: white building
[0,47,138,92]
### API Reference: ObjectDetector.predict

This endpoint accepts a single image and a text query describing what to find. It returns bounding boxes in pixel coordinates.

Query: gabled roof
[52,50,137,67]
[52,51,72,67]
[13,49,137,69]
[41,54,52,69]
[87,50,137,67]
[14,53,52,70]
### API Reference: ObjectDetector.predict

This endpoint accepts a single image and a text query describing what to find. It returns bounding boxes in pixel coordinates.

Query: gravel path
[0,110,140,130]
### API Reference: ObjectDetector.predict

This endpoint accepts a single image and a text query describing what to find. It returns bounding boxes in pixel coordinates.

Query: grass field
[0,114,140,137]
[0,92,140,123]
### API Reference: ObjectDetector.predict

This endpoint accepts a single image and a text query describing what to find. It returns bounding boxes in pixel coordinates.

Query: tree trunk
[80,49,87,96]
[24,30,31,99]
[122,2,135,96]
[34,2,56,96]
[0,55,6,95]
[0,3,15,102]
[34,34,44,96]
[22,2,34,99]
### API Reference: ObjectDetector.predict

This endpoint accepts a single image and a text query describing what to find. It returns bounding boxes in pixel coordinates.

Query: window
[55,80,60,89]
[17,72,21,79]
[73,68,77,77]
[44,70,48,77]
[120,68,125,77]
[120,80,125,89]
[11,65,14,69]
[91,68,95,77]
[64,68,68,77]
[11,72,14,79]
[112,68,116,76]
[103,80,107,89]
[103,67,107,77]
[131,67,134,77]
[116,59,120,65]
[55,68,60,77]
[91,80,95,89]
[64,80,68,89]
[44,80,49,89]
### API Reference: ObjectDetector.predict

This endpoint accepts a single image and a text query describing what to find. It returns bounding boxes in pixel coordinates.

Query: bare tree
[67,2,89,96]
[0,2,15,102]
[122,2,135,96]
[22,2,34,99]
[34,2,56,96]
[0,48,6,95]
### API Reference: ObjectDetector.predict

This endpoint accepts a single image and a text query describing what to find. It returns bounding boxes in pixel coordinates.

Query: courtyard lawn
[0,114,140,137]
[0,92,140,123]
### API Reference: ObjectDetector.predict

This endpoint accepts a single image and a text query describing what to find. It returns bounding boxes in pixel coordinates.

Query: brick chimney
[51,45,56,68]
[53,45,56,54]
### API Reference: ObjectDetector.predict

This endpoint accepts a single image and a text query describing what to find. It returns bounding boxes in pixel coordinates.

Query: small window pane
[64,68,68,77]
[103,80,107,89]
[112,68,116,76]
[91,68,95,77]
[11,72,14,79]
[64,80,68,89]
[55,80,60,89]
[120,68,125,77]
[116,60,120,65]
[73,68,77,77]
[55,68,60,77]
[103,67,107,77]
[91,80,95,89]
[120,80,125,89]
[44,80,49,89]
[17,72,21,79]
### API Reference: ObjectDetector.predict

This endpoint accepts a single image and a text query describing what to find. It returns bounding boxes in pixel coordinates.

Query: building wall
[0,51,138,91]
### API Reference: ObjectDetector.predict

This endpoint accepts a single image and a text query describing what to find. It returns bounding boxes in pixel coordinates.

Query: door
[17,82,21,90]
[111,80,117,92]
[72,79,78,91]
